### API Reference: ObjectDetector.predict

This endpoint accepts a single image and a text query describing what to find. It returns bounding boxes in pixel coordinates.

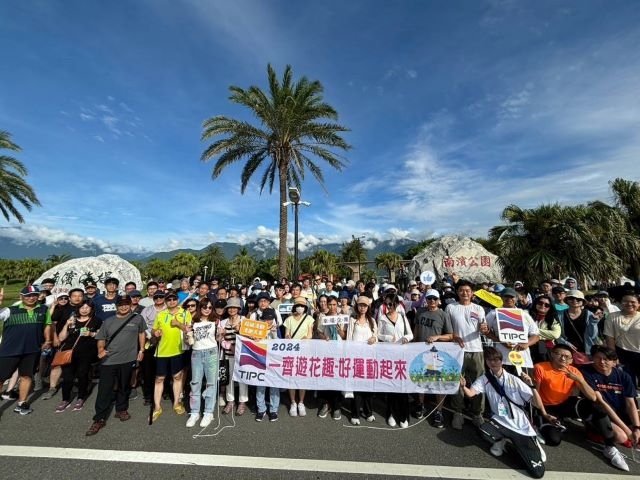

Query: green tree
[169,252,200,278]
[198,245,229,280]
[609,178,640,284]
[0,258,18,280]
[0,131,41,222]
[16,258,45,285]
[45,254,72,269]
[340,237,368,280]
[201,64,351,280]
[375,252,403,282]
[305,249,340,279]
[229,247,257,285]
[146,258,171,281]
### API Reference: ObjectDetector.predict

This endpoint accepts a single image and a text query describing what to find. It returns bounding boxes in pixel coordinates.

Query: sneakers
[297,403,307,417]
[366,414,376,423]
[415,403,426,419]
[218,395,226,407]
[151,408,162,422]
[55,401,71,413]
[317,403,329,418]
[200,413,214,428]
[114,410,131,421]
[268,412,278,422]
[490,439,506,457]
[351,417,361,425]
[14,402,32,415]
[387,416,397,427]
[186,413,200,427]
[289,403,298,417]
[73,399,85,411]
[223,402,234,415]
[129,388,138,400]
[41,388,57,400]
[173,404,186,415]
[85,419,106,436]
[1,390,19,401]
[33,375,43,392]
[256,411,266,422]
[399,420,409,428]
[472,415,485,427]
[603,445,629,471]
[432,410,444,429]
[452,412,464,430]
[332,409,342,421]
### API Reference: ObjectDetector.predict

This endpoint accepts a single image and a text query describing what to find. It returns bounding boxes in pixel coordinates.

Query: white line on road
[0,445,633,479]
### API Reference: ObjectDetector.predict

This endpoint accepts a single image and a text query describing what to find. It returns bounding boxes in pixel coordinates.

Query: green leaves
[0,131,41,223]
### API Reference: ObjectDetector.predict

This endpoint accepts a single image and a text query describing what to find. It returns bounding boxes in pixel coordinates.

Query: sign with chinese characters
[239,319,269,340]
[442,254,492,269]
[233,336,463,394]
[321,314,350,326]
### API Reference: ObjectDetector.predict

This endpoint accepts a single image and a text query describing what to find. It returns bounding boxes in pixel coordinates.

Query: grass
[1,279,24,305]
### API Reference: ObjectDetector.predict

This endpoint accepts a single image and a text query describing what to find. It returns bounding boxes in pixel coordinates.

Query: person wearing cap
[604,293,640,387]
[412,289,454,427]
[284,296,315,417]
[128,290,144,314]
[93,277,121,322]
[338,290,353,317]
[403,281,419,302]
[250,292,282,334]
[446,279,486,430]
[150,291,192,421]
[140,290,166,405]
[219,297,249,415]
[483,288,540,375]
[0,286,52,415]
[559,290,599,361]
[86,296,145,435]
[346,295,377,425]
[83,280,99,300]
[252,308,281,422]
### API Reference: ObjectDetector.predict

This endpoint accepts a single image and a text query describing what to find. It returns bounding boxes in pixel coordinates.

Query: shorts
[0,352,40,381]
[155,354,184,377]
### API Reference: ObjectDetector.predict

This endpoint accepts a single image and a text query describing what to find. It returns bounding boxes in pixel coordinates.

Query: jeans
[256,386,280,414]
[189,348,218,414]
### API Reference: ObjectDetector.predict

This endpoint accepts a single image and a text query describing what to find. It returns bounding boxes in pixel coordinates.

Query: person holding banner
[377,292,414,428]
[284,296,315,417]
[252,308,281,422]
[346,295,377,425]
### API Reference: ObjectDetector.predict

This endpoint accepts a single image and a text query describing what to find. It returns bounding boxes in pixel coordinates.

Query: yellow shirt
[153,308,192,358]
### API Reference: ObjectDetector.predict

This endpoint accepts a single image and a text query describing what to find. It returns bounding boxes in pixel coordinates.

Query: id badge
[497,399,508,417]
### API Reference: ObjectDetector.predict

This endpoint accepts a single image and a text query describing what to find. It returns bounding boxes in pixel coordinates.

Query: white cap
[425,289,440,298]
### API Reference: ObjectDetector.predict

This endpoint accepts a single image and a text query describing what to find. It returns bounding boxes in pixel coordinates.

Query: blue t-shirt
[580,364,636,414]
[92,294,120,322]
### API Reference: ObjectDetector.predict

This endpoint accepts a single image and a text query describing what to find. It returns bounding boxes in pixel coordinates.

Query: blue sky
[1,0,639,255]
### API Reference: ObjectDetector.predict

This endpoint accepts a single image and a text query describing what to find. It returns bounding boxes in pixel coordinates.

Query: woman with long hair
[528,294,561,362]
[55,300,101,412]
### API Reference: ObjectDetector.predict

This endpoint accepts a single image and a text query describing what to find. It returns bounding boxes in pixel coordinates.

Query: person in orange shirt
[534,344,629,471]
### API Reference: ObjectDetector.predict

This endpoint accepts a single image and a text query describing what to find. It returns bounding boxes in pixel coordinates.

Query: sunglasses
[537,302,551,308]
[201,305,213,310]
[58,297,69,300]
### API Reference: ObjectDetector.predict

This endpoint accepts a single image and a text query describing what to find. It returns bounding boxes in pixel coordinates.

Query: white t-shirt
[472,371,535,437]
[446,303,486,352]
[191,320,218,351]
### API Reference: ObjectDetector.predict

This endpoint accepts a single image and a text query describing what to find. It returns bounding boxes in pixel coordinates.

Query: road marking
[0,445,633,479]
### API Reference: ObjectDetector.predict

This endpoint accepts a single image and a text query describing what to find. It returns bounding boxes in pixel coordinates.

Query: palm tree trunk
[278,163,288,280]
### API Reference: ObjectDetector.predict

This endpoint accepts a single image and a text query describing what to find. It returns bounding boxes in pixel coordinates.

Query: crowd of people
[0,273,639,477]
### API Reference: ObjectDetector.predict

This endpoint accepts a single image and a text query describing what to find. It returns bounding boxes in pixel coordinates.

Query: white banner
[321,314,350,326]
[233,336,464,394]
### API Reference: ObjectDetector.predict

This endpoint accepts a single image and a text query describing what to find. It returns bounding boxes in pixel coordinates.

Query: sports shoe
[400,420,409,428]
[115,410,131,421]
[268,412,278,422]
[351,417,361,425]
[129,388,138,400]
[55,401,71,413]
[218,395,226,407]
[490,439,506,457]
[151,408,162,422]
[387,416,397,427]
[472,415,485,427]
[186,413,200,427]
[73,399,85,411]
[41,388,57,400]
[14,402,33,415]
[200,413,214,428]
[255,411,266,422]
[297,403,307,417]
[85,419,106,436]
[366,414,376,423]
[1,389,19,400]
[452,412,464,430]
[332,409,342,421]
[415,403,426,419]
[33,375,43,392]
[432,410,444,429]
[173,404,186,415]
[289,403,298,417]
[317,403,329,418]
[603,446,629,471]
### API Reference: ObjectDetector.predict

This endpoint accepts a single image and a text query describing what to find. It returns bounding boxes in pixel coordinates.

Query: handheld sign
[508,350,525,375]
[321,314,350,326]
[239,319,269,340]
[278,303,293,317]
[420,270,436,285]
[495,308,527,344]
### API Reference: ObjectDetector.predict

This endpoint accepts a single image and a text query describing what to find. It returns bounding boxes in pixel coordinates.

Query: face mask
[294,306,305,314]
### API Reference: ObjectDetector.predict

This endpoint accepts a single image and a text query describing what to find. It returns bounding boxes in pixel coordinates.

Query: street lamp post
[352,234,366,281]
[284,187,310,283]
[203,265,208,283]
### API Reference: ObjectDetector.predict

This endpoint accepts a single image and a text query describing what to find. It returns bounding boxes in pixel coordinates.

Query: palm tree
[229,247,257,285]
[16,258,46,285]
[609,178,640,284]
[146,258,171,281]
[201,64,351,279]
[305,249,339,279]
[340,237,368,280]
[46,254,72,268]
[0,131,41,222]
[198,245,229,280]
[375,252,403,282]
[169,252,200,278]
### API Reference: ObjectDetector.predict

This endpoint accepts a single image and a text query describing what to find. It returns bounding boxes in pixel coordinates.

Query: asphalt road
[0,388,638,479]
